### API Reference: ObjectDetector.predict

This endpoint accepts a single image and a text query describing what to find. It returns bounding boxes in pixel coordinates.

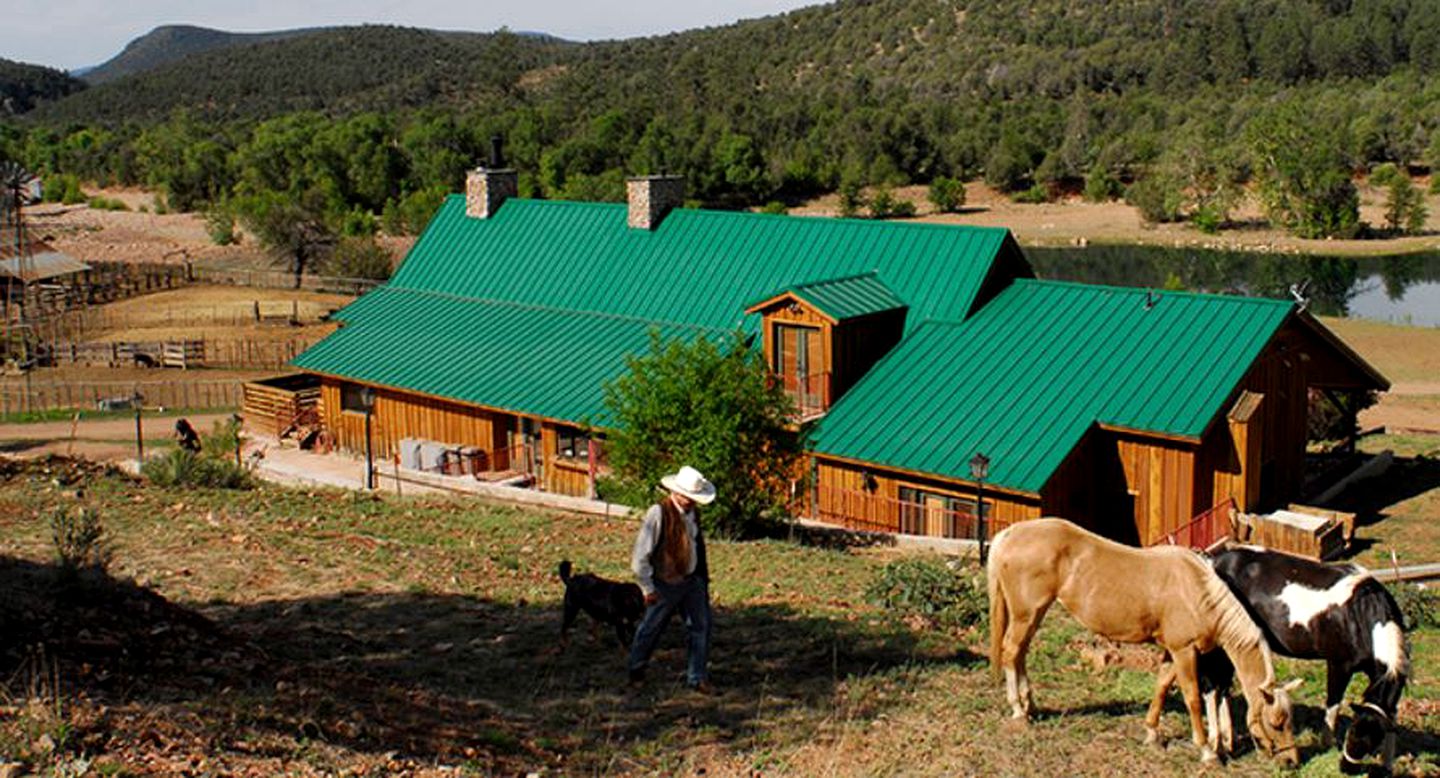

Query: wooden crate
[1235,508,1347,560]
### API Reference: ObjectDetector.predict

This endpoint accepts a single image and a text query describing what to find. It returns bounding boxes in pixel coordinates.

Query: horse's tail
[987,547,1007,677]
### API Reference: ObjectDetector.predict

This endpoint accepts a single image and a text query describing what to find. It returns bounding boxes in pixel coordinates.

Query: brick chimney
[626,175,685,230]
[465,136,517,219]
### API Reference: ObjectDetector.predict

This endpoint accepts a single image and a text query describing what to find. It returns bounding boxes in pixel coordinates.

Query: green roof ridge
[369,285,733,337]
[1017,277,1298,309]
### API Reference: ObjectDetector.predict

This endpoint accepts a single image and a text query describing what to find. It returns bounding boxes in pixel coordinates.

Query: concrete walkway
[250,444,638,519]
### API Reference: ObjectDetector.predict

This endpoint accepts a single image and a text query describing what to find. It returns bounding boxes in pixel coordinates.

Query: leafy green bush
[1394,583,1437,630]
[1012,183,1050,204]
[837,179,865,218]
[1083,165,1123,203]
[317,236,392,280]
[760,201,788,215]
[202,416,243,460]
[85,196,128,211]
[205,207,237,245]
[49,507,110,577]
[927,177,966,213]
[869,186,915,218]
[1126,175,1184,223]
[865,556,987,630]
[1191,203,1225,234]
[142,449,252,489]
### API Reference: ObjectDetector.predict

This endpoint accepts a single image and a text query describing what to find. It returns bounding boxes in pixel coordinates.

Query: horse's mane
[1187,551,1275,682]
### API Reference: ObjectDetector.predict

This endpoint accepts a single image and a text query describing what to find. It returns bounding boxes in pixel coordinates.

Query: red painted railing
[1158,498,1237,551]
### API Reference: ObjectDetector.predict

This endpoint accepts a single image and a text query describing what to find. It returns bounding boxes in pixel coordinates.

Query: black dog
[558,560,645,651]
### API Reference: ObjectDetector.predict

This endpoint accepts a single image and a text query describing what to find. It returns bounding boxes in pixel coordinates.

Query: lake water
[1026,245,1440,327]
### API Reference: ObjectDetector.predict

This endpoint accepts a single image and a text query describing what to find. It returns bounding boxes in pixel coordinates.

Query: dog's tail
[558,559,572,583]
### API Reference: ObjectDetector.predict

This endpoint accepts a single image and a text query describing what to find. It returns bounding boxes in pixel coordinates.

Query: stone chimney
[466,167,517,219]
[626,175,685,230]
[465,135,516,219]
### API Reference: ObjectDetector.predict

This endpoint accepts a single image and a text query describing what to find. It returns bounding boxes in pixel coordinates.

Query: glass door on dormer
[774,323,824,415]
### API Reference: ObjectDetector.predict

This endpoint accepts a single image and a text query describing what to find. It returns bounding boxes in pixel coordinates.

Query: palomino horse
[987,519,1300,765]
[1157,546,1410,773]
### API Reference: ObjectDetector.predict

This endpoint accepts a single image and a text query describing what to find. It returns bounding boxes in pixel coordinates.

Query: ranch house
[279,167,1386,546]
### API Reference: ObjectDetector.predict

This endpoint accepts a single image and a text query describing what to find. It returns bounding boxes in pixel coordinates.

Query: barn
[282,166,1386,545]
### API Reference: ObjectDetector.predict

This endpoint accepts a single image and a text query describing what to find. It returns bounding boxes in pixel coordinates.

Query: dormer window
[745,272,908,420]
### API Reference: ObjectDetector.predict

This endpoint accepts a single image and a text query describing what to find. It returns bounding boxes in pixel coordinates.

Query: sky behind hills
[5,0,823,72]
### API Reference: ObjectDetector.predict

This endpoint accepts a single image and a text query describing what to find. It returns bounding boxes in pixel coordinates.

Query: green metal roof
[750,271,908,322]
[294,286,729,425]
[362,196,1016,335]
[811,280,1295,493]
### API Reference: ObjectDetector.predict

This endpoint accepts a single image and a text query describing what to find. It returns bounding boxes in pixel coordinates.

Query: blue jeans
[628,576,711,686]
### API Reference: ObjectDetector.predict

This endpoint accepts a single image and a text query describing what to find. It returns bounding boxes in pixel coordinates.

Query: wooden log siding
[1111,432,1197,546]
[319,379,512,469]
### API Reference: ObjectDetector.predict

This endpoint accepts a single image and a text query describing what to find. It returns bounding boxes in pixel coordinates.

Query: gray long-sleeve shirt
[630,501,699,596]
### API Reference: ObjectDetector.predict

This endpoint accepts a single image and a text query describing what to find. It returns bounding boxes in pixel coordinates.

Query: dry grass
[0,459,1435,776]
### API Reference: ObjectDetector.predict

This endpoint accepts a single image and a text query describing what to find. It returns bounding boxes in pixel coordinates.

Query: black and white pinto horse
[1193,546,1410,773]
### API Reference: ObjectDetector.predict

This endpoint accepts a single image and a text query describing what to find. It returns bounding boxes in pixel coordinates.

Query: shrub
[49,507,110,577]
[202,416,243,460]
[205,207,237,245]
[85,196,127,211]
[1394,583,1437,630]
[1191,203,1225,234]
[1012,183,1050,204]
[760,201,788,215]
[317,236,392,281]
[869,186,915,218]
[142,449,252,489]
[1126,175,1184,223]
[1083,165,1123,202]
[927,176,966,213]
[837,179,866,218]
[865,556,987,630]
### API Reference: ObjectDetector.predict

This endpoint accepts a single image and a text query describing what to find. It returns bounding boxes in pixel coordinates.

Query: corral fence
[191,264,382,296]
[0,380,243,414]
[50,335,325,370]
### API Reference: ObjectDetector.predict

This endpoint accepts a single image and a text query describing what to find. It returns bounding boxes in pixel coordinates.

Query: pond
[1026,245,1440,327]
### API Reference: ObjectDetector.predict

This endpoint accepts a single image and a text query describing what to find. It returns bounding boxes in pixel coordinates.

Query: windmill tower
[0,161,40,357]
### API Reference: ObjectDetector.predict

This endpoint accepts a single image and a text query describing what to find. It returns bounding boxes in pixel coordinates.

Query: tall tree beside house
[601,331,808,538]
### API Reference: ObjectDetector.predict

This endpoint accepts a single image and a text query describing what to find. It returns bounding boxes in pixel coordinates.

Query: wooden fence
[0,380,243,414]
[50,335,323,369]
[191,265,382,296]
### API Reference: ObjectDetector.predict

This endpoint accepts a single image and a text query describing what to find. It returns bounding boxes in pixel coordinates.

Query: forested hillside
[80,25,328,85]
[4,0,1438,251]
[0,59,86,116]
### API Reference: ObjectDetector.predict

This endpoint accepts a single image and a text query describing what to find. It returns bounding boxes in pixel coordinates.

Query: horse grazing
[1181,546,1410,773]
[987,519,1299,765]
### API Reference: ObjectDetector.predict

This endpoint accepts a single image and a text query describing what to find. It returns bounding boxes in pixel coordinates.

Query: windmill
[0,161,41,353]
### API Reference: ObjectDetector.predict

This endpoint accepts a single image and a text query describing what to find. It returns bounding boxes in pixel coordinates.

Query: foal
[987,519,1299,765]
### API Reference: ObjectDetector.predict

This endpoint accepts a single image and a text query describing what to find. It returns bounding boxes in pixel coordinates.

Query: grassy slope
[0,466,1434,776]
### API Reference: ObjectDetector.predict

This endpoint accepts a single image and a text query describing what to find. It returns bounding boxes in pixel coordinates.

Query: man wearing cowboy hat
[628,465,716,694]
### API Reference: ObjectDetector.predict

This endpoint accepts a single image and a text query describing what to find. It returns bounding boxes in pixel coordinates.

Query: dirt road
[0,412,233,461]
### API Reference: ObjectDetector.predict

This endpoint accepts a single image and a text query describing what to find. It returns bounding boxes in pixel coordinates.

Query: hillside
[81,24,328,85]
[0,58,86,116]
[30,26,576,124]
[5,0,1440,238]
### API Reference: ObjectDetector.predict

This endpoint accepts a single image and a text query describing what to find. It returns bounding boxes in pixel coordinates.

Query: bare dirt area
[1323,317,1440,433]
[793,180,1440,256]
[78,285,348,343]
[27,186,414,270]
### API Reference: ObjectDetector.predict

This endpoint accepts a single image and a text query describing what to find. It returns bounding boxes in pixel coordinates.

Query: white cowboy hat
[661,465,716,504]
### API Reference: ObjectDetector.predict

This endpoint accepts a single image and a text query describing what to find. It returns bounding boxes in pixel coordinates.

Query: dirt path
[0,412,234,462]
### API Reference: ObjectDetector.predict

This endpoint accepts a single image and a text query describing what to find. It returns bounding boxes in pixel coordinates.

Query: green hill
[80,24,329,85]
[32,26,575,123]
[6,0,1439,235]
[0,58,87,116]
